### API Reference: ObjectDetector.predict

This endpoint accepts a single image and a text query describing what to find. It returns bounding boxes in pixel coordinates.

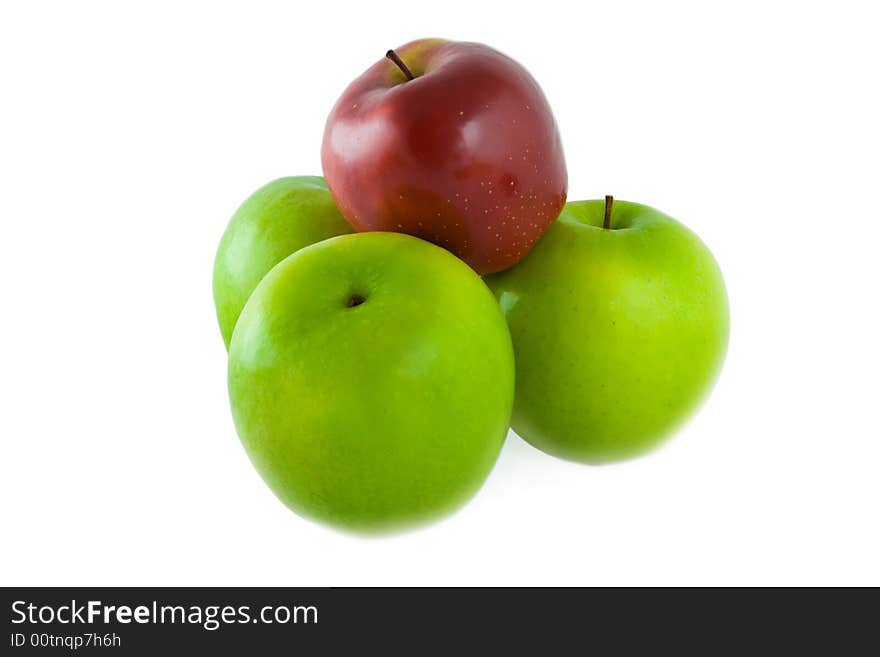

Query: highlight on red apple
[321,38,568,275]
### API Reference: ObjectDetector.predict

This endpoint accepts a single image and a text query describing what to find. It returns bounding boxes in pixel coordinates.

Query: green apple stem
[386,49,415,81]
[603,195,614,230]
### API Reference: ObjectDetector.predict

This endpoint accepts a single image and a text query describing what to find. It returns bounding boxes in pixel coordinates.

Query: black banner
[2,587,876,653]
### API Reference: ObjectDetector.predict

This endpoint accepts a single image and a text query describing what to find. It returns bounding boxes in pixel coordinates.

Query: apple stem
[603,195,614,230]
[386,49,415,81]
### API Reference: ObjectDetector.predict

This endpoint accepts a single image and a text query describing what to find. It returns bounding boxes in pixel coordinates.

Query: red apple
[321,39,567,274]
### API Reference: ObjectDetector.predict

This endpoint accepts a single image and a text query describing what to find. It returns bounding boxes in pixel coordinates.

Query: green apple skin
[213,176,353,348]
[228,232,514,532]
[485,200,729,464]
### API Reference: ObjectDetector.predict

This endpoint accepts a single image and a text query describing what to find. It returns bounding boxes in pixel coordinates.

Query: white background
[2,1,878,586]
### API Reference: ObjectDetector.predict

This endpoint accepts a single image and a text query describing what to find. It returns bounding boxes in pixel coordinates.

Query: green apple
[228,232,514,531]
[213,176,353,348]
[486,198,729,464]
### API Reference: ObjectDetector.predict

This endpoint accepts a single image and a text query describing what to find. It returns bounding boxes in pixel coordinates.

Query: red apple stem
[386,49,415,81]
[603,195,614,230]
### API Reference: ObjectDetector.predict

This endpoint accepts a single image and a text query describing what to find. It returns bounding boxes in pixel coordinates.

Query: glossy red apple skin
[321,39,567,275]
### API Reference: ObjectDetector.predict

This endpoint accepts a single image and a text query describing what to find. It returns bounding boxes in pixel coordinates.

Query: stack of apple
[213,39,729,532]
